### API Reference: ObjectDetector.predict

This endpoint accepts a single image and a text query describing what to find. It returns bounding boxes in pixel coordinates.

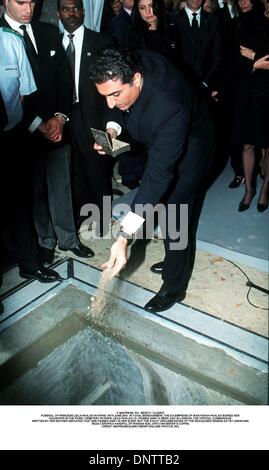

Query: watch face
[56,114,67,122]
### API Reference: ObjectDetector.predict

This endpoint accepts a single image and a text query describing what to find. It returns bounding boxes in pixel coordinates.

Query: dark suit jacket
[173,9,221,90]
[114,51,214,210]
[106,9,133,47]
[214,3,234,39]
[68,27,115,210]
[0,17,73,136]
[76,27,114,142]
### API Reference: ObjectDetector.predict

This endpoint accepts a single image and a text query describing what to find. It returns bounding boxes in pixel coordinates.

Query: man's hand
[101,237,128,280]
[240,46,255,61]
[38,116,63,142]
[93,127,118,155]
[253,54,269,70]
[106,127,118,140]
[211,90,219,102]
[93,142,106,154]
[37,121,49,137]
[46,116,64,142]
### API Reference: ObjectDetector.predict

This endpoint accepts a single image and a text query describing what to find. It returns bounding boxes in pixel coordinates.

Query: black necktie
[191,12,199,44]
[19,24,39,80]
[66,33,77,103]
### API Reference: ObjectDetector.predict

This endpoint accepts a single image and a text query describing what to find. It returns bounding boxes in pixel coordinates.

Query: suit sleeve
[22,25,73,128]
[131,105,191,210]
[203,17,222,90]
[54,34,73,118]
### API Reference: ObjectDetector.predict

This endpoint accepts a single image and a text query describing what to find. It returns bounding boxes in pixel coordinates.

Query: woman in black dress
[230,0,269,211]
[128,0,176,59]
[242,0,269,212]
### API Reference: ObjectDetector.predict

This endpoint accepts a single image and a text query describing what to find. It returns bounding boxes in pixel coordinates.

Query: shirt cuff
[121,211,145,235]
[106,121,121,137]
[28,116,42,133]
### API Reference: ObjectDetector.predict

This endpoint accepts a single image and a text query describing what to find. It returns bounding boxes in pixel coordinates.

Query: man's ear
[133,72,142,88]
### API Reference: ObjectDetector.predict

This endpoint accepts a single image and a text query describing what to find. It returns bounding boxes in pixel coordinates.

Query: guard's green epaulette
[2,27,22,39]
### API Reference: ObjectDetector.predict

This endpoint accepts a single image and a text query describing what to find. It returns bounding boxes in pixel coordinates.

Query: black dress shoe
[228,176,244,188]
[150,261,163,274]
[144,288,186,313]
[238,189,256,212]
[39,247,54,265]
[257,202,268,213]
[257,187,269,212]
[78,243,95,256]
[19,266,61,283]
[238,201,251,212]
[58,243,94,258]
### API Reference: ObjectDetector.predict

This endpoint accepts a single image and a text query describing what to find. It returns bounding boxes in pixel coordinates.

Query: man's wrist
[118,230,133,245]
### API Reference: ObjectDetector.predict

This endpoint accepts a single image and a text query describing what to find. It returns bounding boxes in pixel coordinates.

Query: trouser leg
[46,145,78,248]
[162,190,205,293]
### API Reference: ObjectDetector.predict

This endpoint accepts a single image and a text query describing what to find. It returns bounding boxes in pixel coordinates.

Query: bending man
[89,47,215,313]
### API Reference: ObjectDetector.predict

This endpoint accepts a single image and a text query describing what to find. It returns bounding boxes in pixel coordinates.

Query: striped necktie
[66,33,77,103]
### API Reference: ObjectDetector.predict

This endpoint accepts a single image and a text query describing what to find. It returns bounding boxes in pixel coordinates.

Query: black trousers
[161,132,215,293]
[0,126,39,274]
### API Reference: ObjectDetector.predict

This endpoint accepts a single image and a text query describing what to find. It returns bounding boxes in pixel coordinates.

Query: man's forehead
[13,1,35,4]
[96,78,126,93]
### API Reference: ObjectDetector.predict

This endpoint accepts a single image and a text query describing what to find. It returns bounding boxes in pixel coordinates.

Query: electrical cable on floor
[226,260,268,310]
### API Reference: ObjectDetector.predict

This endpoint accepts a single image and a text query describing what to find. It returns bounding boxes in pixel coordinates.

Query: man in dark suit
[214,0,243,188]
[106,0,134,46]
[90,47,215,312]
[57,0,116,233]
[0,0,93,262]
[173,0,221,98]
[0,26,60,284]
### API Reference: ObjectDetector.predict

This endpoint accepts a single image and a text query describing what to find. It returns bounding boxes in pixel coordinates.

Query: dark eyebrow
[106,90,122,97]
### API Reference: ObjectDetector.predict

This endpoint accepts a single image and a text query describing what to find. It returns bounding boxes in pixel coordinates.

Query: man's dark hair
[57,0,83,10]
[89,47,144,85]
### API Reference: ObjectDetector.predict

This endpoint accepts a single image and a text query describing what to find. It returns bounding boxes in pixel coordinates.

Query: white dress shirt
[4,13,38,51]
[218,0,236,16]
[184,6,202,27]
[227,3,236,18]
[0,27,36,130]
[62,24,84,103]
[3,13,42,131]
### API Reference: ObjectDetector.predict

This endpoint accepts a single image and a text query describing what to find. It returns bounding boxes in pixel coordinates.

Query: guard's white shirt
[3,13,42,131]
[4,13,37,51]
[0,27,36,130]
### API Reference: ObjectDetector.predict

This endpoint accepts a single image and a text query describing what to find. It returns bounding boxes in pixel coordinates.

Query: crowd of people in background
[0,0,268,312]
[102,0,269,213]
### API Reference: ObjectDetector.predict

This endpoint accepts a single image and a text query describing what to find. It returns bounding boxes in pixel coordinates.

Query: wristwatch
[54,112,69,123]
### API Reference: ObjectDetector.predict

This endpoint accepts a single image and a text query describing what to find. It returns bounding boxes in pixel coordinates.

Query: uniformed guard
[0,27,61,317]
